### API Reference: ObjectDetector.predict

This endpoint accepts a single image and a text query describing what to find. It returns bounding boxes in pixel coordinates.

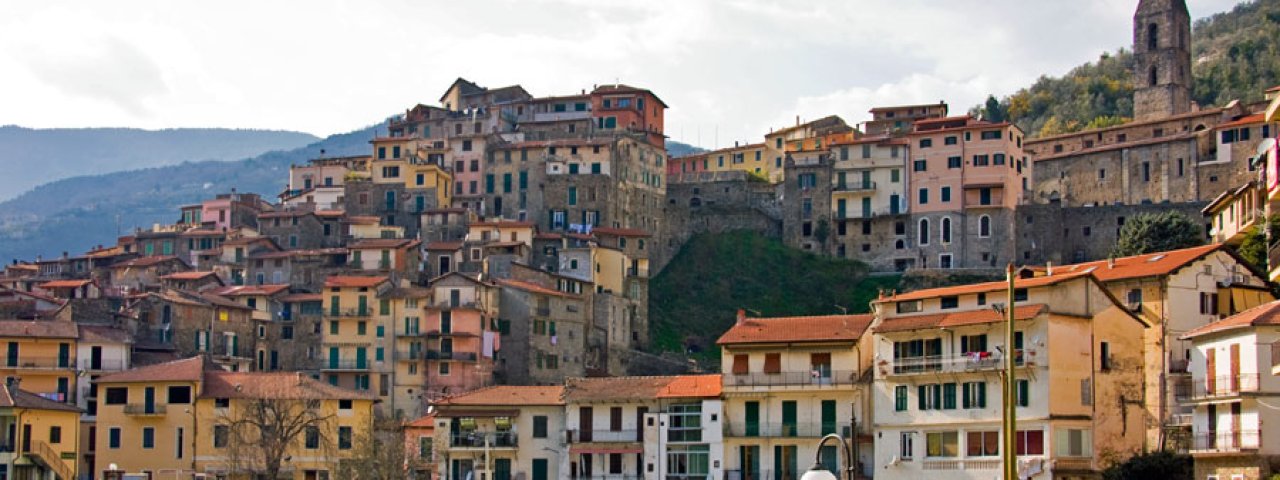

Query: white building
[433,385,566,480]
[1179,300,1280,480]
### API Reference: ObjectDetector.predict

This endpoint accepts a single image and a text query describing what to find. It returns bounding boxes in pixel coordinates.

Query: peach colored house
[423,272,500,401]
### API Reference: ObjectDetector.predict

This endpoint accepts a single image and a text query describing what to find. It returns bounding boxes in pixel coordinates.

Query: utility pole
[1003,263,1017,480]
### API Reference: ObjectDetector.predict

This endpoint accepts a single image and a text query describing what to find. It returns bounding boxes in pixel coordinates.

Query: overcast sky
[0,0,1243,149]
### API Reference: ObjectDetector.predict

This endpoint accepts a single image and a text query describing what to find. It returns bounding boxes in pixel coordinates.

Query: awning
[569,446,643,455]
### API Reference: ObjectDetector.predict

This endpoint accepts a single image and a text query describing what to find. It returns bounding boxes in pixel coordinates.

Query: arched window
[1149,66,1158,87]
[918,218,930,246]
[941,217,952,244]
[979,215,991,238]
[895,239,905,250]
[1147,23,1159,50]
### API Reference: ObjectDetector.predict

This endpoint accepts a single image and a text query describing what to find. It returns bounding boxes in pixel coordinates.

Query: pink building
[905,115,1028,213]
[423,272,499,400]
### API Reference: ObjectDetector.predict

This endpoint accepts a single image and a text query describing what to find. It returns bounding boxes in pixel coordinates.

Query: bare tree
[218,398,336,479]
[333,418,409,480]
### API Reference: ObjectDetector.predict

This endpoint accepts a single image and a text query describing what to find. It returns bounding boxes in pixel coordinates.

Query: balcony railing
[723,370,857,388]
[886,350,1036,376]
[1192,430,1261,452]
[1168,359,1189,374]
[921,459,1002,471]
[1,357,74,370]
[123,404,167,416]
[396,350,422,360]
[450,431,517,448]
[322,360,371,371]
[328,308,372,318]
[1189,374,1261,400]
[568,429,640,443]
[832,181,876,192]
[426,351,478,362]
[725,422,853,438]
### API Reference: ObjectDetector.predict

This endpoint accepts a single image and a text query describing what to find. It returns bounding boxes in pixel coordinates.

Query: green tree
[983,95,1006,122]
[1102,451,1192,480]
[1234,215,1280,272]
[1111,211,1204,257]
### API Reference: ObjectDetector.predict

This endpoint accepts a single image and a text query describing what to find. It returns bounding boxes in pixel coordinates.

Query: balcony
[1191,430,1261,453]
[426,351,479,362]
[1168,358,1189,374]
[568,429,640,443]
[449,431,517,449]
[1186,374,1261,401]
[395,350,423,361]
[0,357,74,370]
[123,404,167,416]
[832,181,876,194]
[321,360,371,371]
[328,308,372,318]
[833,208,901,220]
[724,370,857,388]
[920,459,1002,471]
[725,422,853,438]
[883,350,1036,376]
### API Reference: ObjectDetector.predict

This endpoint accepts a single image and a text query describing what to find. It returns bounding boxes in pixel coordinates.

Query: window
[1016,430,1045,455]
[109,427,121,449]
[940,187,951,203]
[339,426,353,449]
[168,386,191,404]
[918,188,929,205]
[104,387,128,405]
[763,353,781,374]
[926,431,959,457]
[1100,342,1111,370]
[305,426,320,449]
[919,138,932,148]
[941,217,952,243]
[979,215,991,238]
[967,431,999,457]
[917,384,941,410]
[940,296,959,309]
[946,156,961,169]
[142,427,155,448]
[913,159,927,172]
[962,381,987,409]
[49,426,62,444]
[900,432,915,460]
[1199,292,1220,315]
[918,218,930,246]
[980,130,1002,140]
[894,385,909,411]
[533,415,548,438]
[1016,379,1030,407]
[1054,429,1091,457]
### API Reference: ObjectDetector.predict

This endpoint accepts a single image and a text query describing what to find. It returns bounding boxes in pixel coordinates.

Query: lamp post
[800,433,855,480]
[1003,263,1017,480]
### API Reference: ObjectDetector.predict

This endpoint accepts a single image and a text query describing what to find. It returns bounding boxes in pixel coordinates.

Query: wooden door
[1206,348,1217,395]
[579,407,593,442]
[1229,344,1240,392]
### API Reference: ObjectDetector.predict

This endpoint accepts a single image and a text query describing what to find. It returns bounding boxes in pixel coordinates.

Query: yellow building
[0,380,81,480]
[320,276,399,414]
[94,356,377,479]
[0,320,79,405]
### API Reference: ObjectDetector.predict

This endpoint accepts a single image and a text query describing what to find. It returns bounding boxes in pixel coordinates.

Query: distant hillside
[0,126,319,201]
[981,0,1280,137]
[648,231,900,366]
[0,124,380,262]
[666,140,706,158]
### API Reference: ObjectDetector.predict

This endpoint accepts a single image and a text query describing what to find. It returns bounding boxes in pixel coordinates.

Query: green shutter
[821,400,836,435]
[978,382,988,408]
[782,401,797,437]
[918,385,927,410]
[943,383,956,410]
[745,402,759,436]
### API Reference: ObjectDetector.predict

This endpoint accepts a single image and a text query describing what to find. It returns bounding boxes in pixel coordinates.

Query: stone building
[494,276,591,385]
[1133,0,1193,122]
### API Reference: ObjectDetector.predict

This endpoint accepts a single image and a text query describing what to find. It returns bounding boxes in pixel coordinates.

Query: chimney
[1045,261,1053,276]
[734,141,739,147]
[62,251,69,260]
[6,376,18,390]
[795,115,800,126]
[1107,257,1115,269]
[297,372,305,386]
[736,309,747,326]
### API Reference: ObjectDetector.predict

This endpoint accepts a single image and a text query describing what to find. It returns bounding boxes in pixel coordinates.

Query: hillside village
[1,1,1280,479]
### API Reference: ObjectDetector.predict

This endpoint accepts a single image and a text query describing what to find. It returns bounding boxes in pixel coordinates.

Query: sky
[0,0,1244,150]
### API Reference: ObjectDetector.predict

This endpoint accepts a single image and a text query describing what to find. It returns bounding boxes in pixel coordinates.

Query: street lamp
[800,433,854,480]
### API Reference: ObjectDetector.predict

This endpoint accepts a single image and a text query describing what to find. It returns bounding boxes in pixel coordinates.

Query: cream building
[433,385,565,480]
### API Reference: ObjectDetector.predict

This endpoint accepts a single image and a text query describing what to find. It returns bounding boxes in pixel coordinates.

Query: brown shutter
[764,353,781,374]
[732,354,749,375]
[810,353,831,366]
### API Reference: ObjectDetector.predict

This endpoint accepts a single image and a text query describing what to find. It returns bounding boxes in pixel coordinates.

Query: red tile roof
[658,374,723,398]
[0,384,81,412]
[95,356,213,384]
[875,304,1047,334]
[278,293,323,303]
[425,241,463,251]
[877,271,1092,303]
[494,278,577,299]
[470,220,535,228]
[405,414,436,429]
[78,325,133,344]
[349,238,420,249]
[1181,300,1280,339]
[344,216,381,225]
[564,376,683,402]
[717,314,872,345]
[38,280,92,289]
[160,271,218,281]
[0,320,80,339]
[436,385,565,406]
[1043,244,1222,282]
[592,227,651,238]
[200,371,377,400]
[110,256,186,269]
[210,284,290,297]
[324,275,389,288]
[1217,113,1267,130]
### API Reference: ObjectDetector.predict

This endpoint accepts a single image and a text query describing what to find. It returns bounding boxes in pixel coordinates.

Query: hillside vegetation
[0,125,379,262]
[0,126,318,201]
[648,231,900,364]
[980,0,1280,137]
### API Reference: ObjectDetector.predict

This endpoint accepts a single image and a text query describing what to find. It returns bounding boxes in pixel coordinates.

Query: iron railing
[887,350,1035,375]
[567,429,639,443]
[723,370,857,388]
[1192,430,1261,452]
[449,432,517,448]
[724,422,853,438]
[1189,374,1261,400]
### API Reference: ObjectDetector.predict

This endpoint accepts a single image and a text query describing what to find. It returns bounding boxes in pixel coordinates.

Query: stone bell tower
[1132,0,1193,121]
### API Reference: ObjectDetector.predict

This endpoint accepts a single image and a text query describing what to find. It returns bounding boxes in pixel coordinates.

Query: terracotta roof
[1033,132,1197,162]
[349,238,420,249]
[717,314,872,345]
[878,271,1093,303]
[405,414,436,429]
[110,256,186,269]
[315,210,345,218]
[769,115,846,136]
[1182,300,1280,339]
[221,236,276,247]
[324,275,389,288]
[564,376,683,402]
[0,320,80,339]
[278,293,323,303]
[592,83,668,108]
[209,284,290,297]
[1217,113,1267,129]
[592,227,651,238]
[344,216,381,225]
[471,220,535,228]
[0,384,82,412]
[426,241,463,251]
[200,371,377,400]
[657,374,722,398]
[382,286,431,299]
[875,304,1048,334]
[869,103,948,113]
[38,280,92,289]
[95,356,213,384]
[1044,244,1222,282]
[78,325,133,344]
[436,385,565,406]
[160,271,218,281]
[495,278,577,299]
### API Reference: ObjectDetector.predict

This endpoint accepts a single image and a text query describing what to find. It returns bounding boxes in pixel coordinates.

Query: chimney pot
[736,309,747,325]
[1046,261,1053,276]
[1108,257,1115,269]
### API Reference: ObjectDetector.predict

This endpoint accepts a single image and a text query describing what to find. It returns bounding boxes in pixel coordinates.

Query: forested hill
[977,0,1280,138]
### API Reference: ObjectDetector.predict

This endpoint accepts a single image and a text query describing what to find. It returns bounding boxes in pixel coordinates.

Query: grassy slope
[648,231,901,363]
